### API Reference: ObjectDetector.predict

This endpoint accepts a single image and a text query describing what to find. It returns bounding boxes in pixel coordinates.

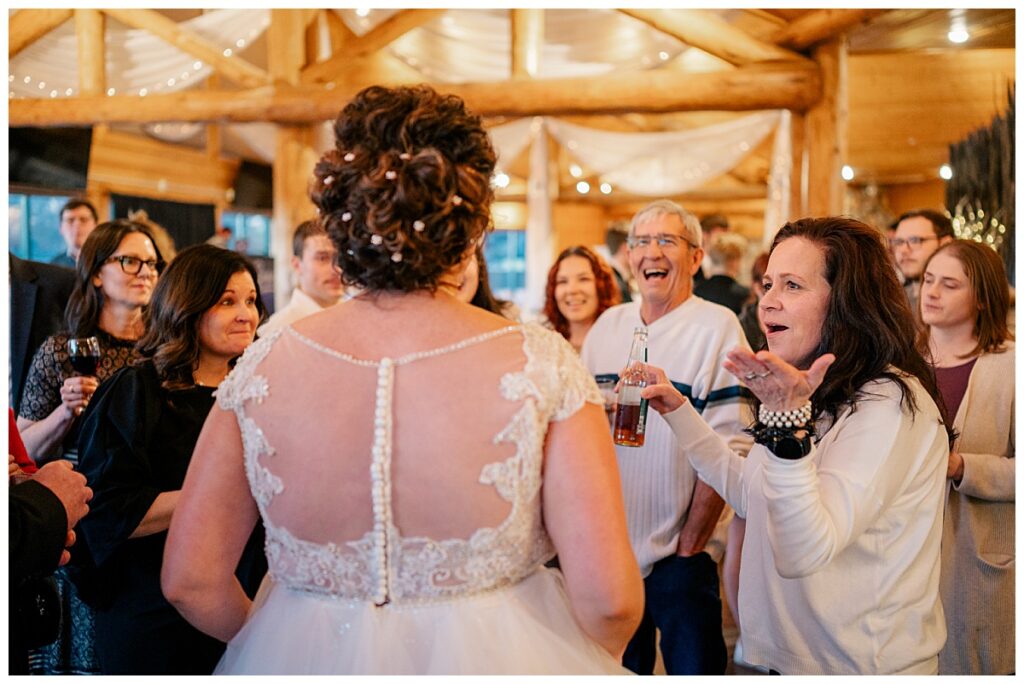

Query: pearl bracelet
[758,401,812,428]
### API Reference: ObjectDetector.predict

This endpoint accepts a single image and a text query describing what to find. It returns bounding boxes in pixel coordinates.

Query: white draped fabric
[485,114,791,314]
[9,9,270,99]
[545,112,782,196]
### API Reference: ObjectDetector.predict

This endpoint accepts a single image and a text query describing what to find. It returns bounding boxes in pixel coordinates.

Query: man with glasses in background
[891,209,955,313]
[581,199,752,675]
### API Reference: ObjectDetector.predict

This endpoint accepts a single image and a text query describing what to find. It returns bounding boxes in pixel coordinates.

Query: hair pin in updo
[399,152,412,161]
[343,152,356,162]
[323,175,335,186]
[413,220,425,232]
[451,195,464,206]
[341,211,352,222]
[385,170,397,180]
[391,251,403,263]
[370,234,383,245]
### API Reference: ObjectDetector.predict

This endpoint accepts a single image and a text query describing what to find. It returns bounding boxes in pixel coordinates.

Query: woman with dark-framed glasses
[17,219,162,675]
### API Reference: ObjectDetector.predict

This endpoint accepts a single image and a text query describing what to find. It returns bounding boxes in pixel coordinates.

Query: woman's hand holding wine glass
[65,337,101,417]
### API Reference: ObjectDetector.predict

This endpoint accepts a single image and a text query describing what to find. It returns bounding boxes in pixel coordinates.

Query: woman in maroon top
[919,240,1015,674]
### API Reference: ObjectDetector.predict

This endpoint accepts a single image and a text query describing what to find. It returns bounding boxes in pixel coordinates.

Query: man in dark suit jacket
[10,452,92,674]
[10,254,76,416]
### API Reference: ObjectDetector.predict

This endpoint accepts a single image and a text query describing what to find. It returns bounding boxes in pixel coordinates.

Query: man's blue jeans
[622,552,727,675]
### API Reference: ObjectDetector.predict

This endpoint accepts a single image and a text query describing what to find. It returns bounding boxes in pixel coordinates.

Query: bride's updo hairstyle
[311,84,497,293]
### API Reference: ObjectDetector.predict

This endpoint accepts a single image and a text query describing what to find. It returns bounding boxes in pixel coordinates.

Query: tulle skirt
[215,566,630,675]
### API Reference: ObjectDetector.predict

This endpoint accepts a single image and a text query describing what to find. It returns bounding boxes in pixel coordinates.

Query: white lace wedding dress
[211,322,629,674]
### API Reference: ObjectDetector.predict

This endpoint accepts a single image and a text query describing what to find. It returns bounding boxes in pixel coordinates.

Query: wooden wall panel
[86,128,239,206]
[884,179,946,217]
[552,202,611,256]
[847,48,1014,182]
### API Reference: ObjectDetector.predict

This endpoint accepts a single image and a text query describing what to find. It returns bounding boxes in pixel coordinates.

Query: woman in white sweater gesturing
[640,217,953,675]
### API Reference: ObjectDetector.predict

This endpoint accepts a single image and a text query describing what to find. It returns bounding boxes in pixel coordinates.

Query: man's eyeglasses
[626,233,698,250]
[889,236,938,249]
[105,255,164,275]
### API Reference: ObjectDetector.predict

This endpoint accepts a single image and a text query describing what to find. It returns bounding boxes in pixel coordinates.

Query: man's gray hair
[629,199,703,248]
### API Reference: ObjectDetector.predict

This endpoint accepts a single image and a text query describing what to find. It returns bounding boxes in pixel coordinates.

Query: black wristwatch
[764,428,812,460]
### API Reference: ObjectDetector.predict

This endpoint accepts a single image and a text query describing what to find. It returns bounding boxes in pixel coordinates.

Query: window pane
[483,230,526,303]
[8,195,29,258]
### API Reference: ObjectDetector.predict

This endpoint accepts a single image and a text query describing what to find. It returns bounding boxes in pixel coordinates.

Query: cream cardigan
[938,342,1015,675]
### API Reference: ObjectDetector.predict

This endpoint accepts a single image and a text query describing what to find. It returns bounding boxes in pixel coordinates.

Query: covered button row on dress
[371,358,395,605]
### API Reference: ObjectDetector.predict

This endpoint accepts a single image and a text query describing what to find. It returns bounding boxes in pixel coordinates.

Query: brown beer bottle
[613,327,649,447]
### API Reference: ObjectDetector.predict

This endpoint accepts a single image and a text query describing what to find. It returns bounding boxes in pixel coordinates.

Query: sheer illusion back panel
[243,328,524,549]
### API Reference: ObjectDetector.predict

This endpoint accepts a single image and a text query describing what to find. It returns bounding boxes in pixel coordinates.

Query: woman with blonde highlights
[162,85,641,675]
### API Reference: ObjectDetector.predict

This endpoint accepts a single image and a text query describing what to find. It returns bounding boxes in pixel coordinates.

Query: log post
[75,9,105,96]
[511,9,544,79]
[269,10,318,305]
[805,38,847,216]
[789,112,806,220]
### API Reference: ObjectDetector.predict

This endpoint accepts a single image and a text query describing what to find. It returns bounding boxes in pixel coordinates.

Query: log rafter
[9,9,73,58]
[301,9,445,84]
[772,9,886,50]
[10,61,821,127]
[100,8,270,89]
[619,9,810,66]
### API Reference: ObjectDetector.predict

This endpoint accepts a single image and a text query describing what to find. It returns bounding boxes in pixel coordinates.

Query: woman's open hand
[638,364,686,415]
[724,348,834,412]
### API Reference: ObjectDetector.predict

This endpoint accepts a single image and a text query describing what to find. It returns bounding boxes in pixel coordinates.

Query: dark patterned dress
[19,329,139,676]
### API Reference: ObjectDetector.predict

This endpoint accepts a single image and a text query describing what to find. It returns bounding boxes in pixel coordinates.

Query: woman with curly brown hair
[162,85,641,675]
[542,245,620,353]
[75,244,266,674]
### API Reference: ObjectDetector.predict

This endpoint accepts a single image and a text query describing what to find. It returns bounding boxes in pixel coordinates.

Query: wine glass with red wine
[68,336,101,377]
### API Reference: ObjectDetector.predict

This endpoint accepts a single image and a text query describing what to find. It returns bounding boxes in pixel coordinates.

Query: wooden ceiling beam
[101,8,270,89]
[618,9,810,66]
[301,9,446,84]
[269,10,309,85]
[511,9,544,79]
[9,9,73,58]
[10,61,820,127]
[773,9,888,50]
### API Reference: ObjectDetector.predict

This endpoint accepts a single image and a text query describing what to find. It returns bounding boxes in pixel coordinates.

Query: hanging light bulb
[948,10,969,43]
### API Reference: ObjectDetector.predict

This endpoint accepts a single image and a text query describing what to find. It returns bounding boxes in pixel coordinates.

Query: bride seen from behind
[161,84,643,674]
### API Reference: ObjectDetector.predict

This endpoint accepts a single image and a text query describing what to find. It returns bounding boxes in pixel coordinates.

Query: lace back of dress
[228,325,561,604]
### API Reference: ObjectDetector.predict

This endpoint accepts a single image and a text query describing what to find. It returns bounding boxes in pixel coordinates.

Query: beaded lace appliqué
[219,323,602,606]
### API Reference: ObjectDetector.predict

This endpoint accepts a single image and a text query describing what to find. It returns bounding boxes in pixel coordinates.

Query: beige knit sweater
[938,342,1015,675]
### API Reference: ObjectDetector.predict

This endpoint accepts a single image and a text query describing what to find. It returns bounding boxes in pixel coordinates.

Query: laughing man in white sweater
[582,200,753,675]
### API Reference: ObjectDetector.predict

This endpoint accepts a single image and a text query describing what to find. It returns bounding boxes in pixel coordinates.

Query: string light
[569,164,583,178]
[576,181,590,194]
[355,8,371,17]
[223,48,233,57]
[600,182,612,195]
[107,87,116,95]
[841,165,855,181]
[493,172,510,188]
[939,164,953,180]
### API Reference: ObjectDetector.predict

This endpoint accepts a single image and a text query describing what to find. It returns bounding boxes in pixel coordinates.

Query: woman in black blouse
[18,219,162,675]
[18,220,163,464]
[76,244,267,674]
